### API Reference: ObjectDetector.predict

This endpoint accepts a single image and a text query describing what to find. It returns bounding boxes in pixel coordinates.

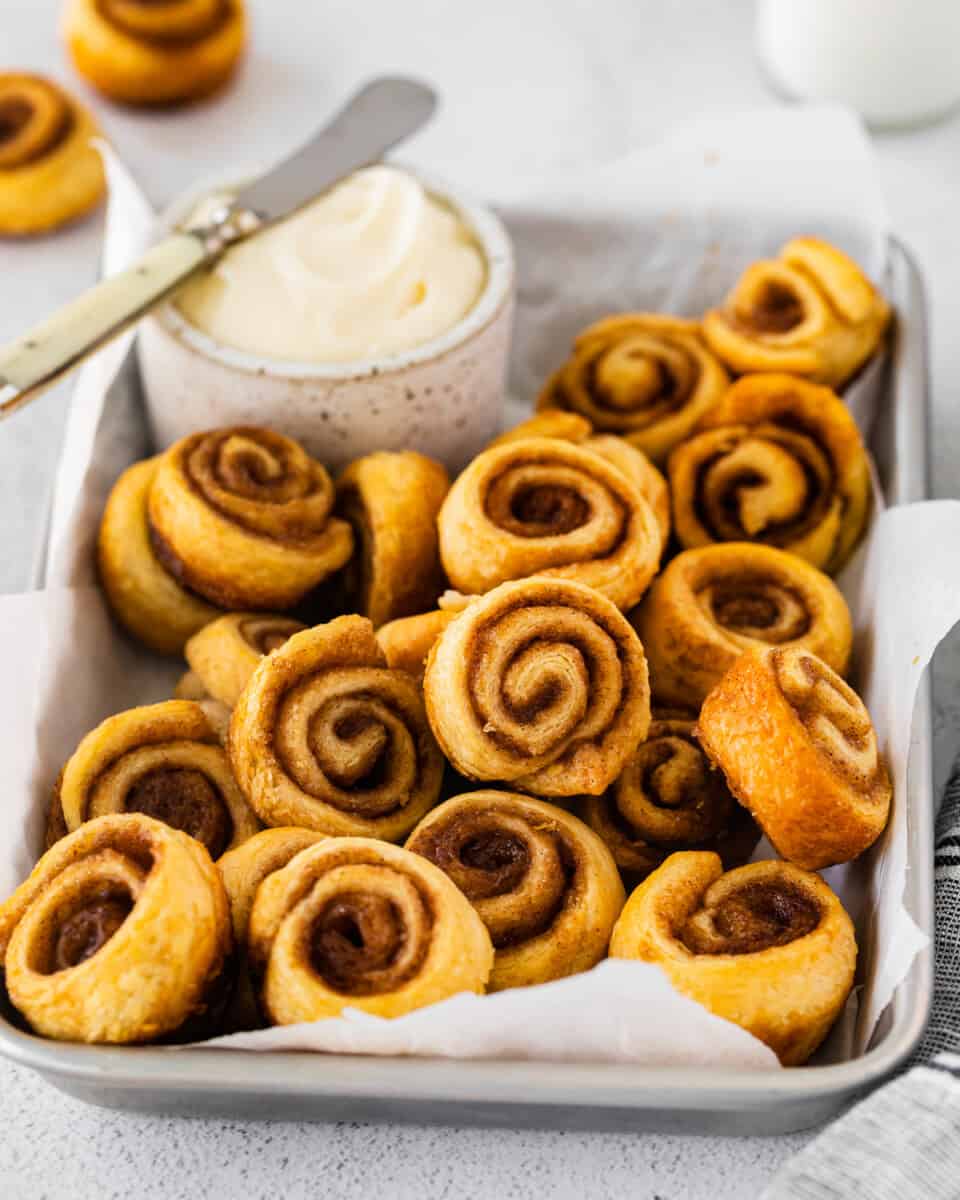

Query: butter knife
[0,76,437,420]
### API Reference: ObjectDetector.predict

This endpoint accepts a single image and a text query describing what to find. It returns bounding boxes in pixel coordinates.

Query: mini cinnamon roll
[703,237,890,388]
[62,0,247,106]
[634,543,853,708]
[583,718,760,880]
[99,457,224,655]
[148,427,354,611]
[217,826,325,1029]
[537,314,730,463]
[55,700,260,860]
[668,374,870,573]
[0,73,105,236]
[697,646,892,869]
[423,577,651,797]
[489,416,670,552]
[182,613,307,709]
[407,791,624,990]
[229,616,444,840]
[247,837,493,1022]
[0,813,231,1043]
[610,851,857,1065]
[334,450,450,628]
[437,436,662,611]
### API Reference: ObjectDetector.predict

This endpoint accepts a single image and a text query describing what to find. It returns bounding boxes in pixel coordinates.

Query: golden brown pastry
[437,436,662,611]
[182,612,307,709]
[375,609,458,681]
[489,415,670,553]
[217,826,325,1029]
[582,717,760,880]
[0,73,105,236]
[668,373,870,573]
[488,411,594,448]
[423,576,651,796]
[62,0,247,106]
[0,813,231,1043]
[407,790,624,991]
[583,434,670,554]
[148,427,353,611]
[703,237,890,388]
[610,851,857,1065]
[229,616,444,840]
[697,646,892,869]
[634,542,853,708]
[247,836,493,1022]
[537,314,730,463]
[99,457,224,655]
[335,450,450,628]
[55,700,260,859]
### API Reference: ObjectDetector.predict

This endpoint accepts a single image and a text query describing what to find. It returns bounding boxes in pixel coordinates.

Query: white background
[3,0,960,1195]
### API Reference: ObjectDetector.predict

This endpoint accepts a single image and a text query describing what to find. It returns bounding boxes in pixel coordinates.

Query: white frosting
[175,166,487,364]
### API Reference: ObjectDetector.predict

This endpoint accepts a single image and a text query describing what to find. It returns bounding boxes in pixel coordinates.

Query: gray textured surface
[2,0,959,1195]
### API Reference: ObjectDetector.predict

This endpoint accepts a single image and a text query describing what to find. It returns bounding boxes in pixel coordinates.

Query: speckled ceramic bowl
[138,173,515,471]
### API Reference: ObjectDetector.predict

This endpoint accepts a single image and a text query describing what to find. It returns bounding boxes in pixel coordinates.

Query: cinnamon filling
[746,282,804,334]
[417,827,531,901]
[309,892,422,994]
[586,338,698,425]
[509,485,589,536]
[0,99,32,143]
[0,81,71,170]
[126,767,232,858]
[52,889,133,971]
[239,617,302,656]
[681,880,820,956]
[612,727,733,849]
[409,816,572,948]
[693,429,833,545]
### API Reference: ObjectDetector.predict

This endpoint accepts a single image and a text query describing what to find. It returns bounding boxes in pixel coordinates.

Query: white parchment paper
[3,107,958,1069]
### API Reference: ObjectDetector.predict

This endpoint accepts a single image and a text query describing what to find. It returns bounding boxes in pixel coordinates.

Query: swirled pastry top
[175,167,487,363]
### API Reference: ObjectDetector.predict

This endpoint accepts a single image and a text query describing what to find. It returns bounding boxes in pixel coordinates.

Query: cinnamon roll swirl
[437,436,662,611]
[490,416,670,552]
[423,577,651,796]
[335,450,450,628]
[228,616,444,840]
[583,717,760,880]
[537,314,730,463]
[0,73,105,235]
[610,851,857,1065]
[634,543,853,708]
[0,813,231,1043]
[407,791,624,990]
[247,837,493,1022]
[55,700,260,860]
[697,646,892,869]
[217,826,325,1029]
[703,237,890,388]
[62,0,247,106]
[182,613,307,709]
[148,427,353,611]
[668,373,870,573]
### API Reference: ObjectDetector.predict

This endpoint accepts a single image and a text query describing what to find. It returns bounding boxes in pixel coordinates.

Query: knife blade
[0,76,438,421]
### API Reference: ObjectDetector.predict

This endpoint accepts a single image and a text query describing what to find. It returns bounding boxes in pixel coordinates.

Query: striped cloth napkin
[764,767,960,1198]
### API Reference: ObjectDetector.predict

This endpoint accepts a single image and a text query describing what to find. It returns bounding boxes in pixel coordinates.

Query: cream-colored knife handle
[0,231,212,419]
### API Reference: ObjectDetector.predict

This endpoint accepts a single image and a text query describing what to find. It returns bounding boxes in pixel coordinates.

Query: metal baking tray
[0,237,933,1135]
